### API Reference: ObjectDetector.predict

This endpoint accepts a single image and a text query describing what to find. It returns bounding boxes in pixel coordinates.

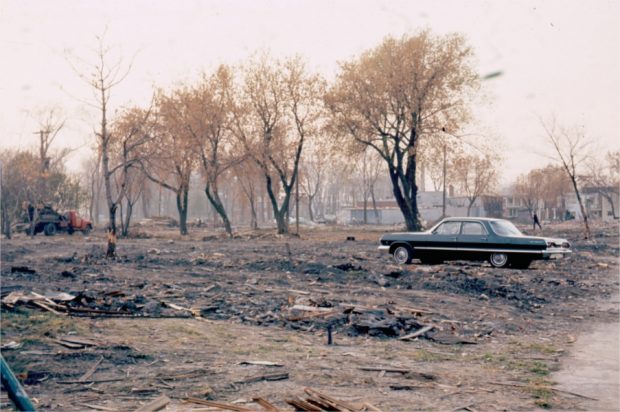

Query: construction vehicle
[18,206,93,236]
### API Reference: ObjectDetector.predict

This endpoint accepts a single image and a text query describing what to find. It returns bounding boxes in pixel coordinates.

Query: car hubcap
[394,247,409,264]
[490,253,508,267]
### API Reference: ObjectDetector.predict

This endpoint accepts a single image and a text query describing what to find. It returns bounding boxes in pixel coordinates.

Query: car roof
[439,217,505,223]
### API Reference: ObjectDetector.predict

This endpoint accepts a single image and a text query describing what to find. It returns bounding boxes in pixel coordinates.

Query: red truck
[20,206,93,236]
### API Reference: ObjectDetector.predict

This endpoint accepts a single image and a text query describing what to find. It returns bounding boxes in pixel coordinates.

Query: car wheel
[43,223,57,236]
[489,253,509,268]
[393,245,413,265]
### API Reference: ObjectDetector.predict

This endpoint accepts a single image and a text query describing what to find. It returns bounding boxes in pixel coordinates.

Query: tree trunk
[1,203,11,239]
[602,192,617,219]
[363,195,368,224]
[176,189,189,236]
[388,167,421,231]
[122,200,134,237]
[264,174,291,235]
[570,177,591,239]
[370,186,380,223]
[108,204,118,233]
[205,184,233,237]
[307,194,315,222]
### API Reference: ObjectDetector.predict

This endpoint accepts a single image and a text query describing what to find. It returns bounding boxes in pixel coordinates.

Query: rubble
[0,222,618,410]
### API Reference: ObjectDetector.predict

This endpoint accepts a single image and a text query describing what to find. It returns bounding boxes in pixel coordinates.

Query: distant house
[337,191,496,226]
[564,187,619,221]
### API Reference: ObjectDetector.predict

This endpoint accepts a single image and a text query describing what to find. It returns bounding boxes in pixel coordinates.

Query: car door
[424,221,462,260]
[457,221,489,260]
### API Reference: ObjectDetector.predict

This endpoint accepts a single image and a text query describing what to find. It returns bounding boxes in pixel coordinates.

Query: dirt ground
[1,220,619,411]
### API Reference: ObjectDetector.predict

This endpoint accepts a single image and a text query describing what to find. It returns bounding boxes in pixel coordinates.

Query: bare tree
[452,153,498,216]
[234,159,262,230]
[67,33,135,233]
[513,169,545,217]
[326,32,479,230]
[542,119,592,238]
[141,91,195,235]
[185,66,241,237]
[232,55,325,234]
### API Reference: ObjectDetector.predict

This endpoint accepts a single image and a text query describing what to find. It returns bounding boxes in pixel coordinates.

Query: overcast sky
[0,0,618,184]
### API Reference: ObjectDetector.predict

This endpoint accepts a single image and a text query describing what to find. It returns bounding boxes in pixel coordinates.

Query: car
[378,217,571,269]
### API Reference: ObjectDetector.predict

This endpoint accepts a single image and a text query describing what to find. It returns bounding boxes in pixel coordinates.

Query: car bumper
[378,245,390,252]
[542,248,572,259]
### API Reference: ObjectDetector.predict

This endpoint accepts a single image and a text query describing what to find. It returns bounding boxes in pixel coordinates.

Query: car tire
[43,223,57,236]
[489,253,509,268]
[393,245,413,265]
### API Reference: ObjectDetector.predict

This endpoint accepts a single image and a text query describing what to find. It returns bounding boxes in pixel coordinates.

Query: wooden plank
[252,397,281,411]
[290,305,333,312]
[285,397,322,412]
[57,378,125,384]
[32,300,64,315]
[134,395,170,412]
[79,356,104,382]
[235,372,289,385]
[398,325,434,341]
[359,367,410,374]
[77,403,119,411]
[59,336,99,347]
[184,397,255,412]
[304,387,359,412]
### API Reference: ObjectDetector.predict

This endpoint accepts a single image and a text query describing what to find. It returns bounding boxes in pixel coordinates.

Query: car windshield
[490,220,523,236]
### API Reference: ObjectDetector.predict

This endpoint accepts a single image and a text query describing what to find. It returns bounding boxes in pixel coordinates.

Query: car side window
[461,222,486,235]
[434,221,461,235]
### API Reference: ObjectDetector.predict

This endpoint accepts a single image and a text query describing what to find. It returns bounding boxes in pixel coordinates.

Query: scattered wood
[362,402,383,412]
[285,397,323,411]
[57,377,125,384]
[78,403,119,411]
[389,384,421,391]
[290,305,334,312]
[238,360,283,367]
[134,395,170,412]
[287,310,339,322]
[53,339,85,349]
[304,387,359,412]
[57,335,99,348]
[79,356,104,382]
[235,372,289,385]
[32,300,65,315]
[398,325,434,341]
[288,289,310,295]
[184,397,255,412]
[252,397,281,411]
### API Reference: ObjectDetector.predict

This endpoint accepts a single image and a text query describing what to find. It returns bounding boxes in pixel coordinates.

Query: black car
[378,217,571,269]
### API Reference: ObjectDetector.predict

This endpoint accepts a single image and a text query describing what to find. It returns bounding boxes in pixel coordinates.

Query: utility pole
[442,143,447,218]
[441,127,448,218]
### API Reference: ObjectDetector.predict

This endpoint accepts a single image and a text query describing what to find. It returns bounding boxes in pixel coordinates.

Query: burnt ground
[1,221,619,411]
